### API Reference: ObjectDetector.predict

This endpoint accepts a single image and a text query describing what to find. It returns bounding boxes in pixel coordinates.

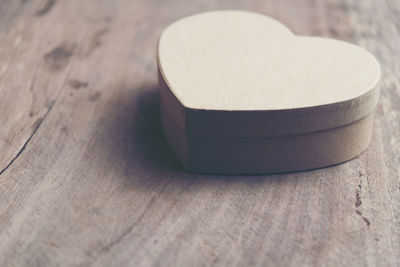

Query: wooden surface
[0,0,399,266]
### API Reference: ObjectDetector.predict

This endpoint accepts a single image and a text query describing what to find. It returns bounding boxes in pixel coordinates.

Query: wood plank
[0,0,399,266]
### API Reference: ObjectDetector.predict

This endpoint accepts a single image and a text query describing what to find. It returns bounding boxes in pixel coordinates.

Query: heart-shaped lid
[157,11,381,137]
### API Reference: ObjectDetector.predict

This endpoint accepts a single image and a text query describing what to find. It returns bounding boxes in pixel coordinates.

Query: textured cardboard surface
[157,10,381,173]
[158,11,380,111]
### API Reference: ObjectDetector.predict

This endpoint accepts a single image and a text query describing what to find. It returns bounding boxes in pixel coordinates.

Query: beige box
[157,11,381,174]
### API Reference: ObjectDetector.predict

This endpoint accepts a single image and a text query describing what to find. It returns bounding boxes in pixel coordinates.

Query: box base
[161,105,373,174]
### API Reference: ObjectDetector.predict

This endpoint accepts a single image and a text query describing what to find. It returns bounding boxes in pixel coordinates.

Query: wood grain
[0,0,399,266]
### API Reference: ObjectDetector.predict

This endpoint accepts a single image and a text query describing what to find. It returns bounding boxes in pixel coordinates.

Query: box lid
[157,11,381,138]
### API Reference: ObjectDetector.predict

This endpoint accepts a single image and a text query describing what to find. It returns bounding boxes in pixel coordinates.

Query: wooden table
[0,0,399,266]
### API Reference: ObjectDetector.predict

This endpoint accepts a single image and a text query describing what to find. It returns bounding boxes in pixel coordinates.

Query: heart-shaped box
[157,11,381,174]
